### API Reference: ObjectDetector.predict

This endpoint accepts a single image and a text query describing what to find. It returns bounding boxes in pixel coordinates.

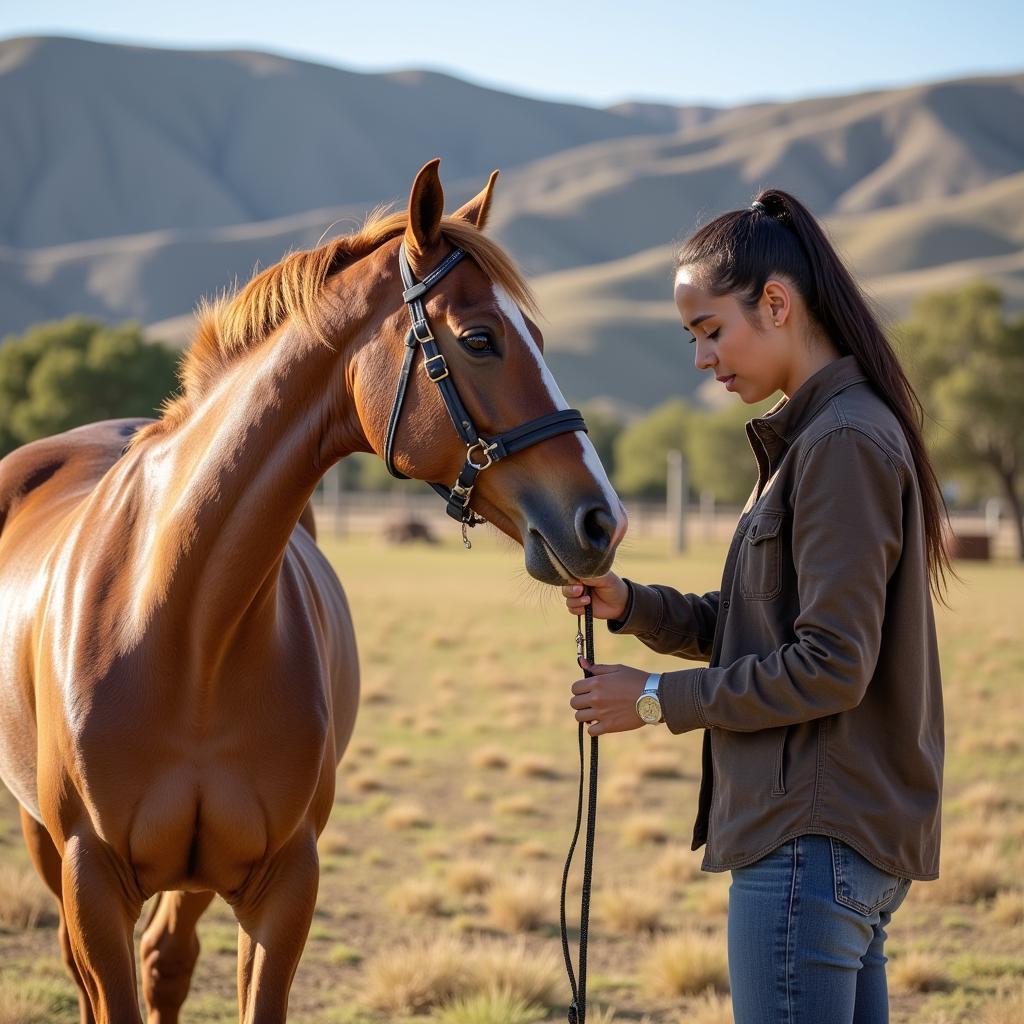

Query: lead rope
[560,596,598,1024]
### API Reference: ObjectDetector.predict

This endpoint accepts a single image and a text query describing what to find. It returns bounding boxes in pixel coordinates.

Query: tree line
[1,284,1022,555]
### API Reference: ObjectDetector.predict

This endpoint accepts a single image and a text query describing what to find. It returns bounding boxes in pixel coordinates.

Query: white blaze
[492,286,621,516]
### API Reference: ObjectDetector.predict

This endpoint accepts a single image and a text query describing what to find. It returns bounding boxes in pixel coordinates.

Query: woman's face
[674,267,792,403]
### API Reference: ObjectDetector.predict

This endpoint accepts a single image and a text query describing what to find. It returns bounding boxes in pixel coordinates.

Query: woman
[562,189,947,1024]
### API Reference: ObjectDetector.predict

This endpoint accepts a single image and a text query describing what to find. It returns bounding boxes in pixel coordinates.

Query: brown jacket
[612,356,943,880]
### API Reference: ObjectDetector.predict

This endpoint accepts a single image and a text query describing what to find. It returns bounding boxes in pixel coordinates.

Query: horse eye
[461,332,495,354]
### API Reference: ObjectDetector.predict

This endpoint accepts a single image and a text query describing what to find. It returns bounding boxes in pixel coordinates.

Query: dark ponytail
[676,188,954,599]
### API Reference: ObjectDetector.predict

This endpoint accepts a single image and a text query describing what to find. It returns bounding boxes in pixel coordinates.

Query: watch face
[636,694,661,724]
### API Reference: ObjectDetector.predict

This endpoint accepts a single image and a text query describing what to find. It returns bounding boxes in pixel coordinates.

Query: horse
[0,159,626,1024]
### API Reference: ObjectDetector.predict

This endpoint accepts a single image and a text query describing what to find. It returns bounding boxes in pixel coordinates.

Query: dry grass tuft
[0,979,75,1024]
[600,771,642,809]
[635,749,686,779]
[990,889,1024,927]
[493,794,538,818]
[888,950,950,993]
[416,717,443,737]
[515,839,549,860]
[977,984,1024,1024]
[383,800,431,830]
[387,877,448,917]
[471,747,509,771]
[361,935,559,1017]
[318,834,354,857]
[469,939,561,1007]
[596,886,664,934]
[463,781,490,803]
[379,746,413,768]
[485,876,550,932]
[622,813,672,846]
[431,986,544,1024]
[0,866,52,930]
[361,683,390,705]
[351,738,377,757]
[347,771,384,794]
[655,846,703,885]
[362,935,468,1014]
[510,754,560,780]
[957,781,1019,815]
[916,844,1004,904]
[447,861,496,897]
[680,990,734,1024]
[645,929,730,996]
[692,881,731,919]
[422,841,454,861]
[460,822,499,846]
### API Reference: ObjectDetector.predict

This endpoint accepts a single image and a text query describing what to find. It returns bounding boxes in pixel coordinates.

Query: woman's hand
[561,572,629,621]
[569,661,649,736]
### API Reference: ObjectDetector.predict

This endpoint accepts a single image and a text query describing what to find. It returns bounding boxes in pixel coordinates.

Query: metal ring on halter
[466,439,498,471]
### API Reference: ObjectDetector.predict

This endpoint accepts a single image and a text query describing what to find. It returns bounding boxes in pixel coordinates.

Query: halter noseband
[384,242,587,536]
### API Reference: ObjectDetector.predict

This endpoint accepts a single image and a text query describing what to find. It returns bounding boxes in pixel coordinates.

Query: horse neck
[140,280,379,647]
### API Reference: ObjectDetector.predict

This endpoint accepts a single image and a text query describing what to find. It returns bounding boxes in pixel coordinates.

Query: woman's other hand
[570,661,649,735]
[561,572,629,621]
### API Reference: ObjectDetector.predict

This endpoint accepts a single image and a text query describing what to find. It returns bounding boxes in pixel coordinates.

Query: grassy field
[0,528,1021,1023]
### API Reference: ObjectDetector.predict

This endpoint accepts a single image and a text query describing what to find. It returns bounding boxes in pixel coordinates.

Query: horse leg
[139,890,215,1024]
[18,807,95,1024]
[59,830,145,1024]
[233,830,319,1024]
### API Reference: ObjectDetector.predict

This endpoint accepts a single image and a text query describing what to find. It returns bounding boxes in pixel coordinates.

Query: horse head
[348,160,626,584]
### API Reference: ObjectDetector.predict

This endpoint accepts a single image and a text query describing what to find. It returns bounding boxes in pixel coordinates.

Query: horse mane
[134,209,537,442]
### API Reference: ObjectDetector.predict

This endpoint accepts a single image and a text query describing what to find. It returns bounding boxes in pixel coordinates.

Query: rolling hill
[1,35,1021,413]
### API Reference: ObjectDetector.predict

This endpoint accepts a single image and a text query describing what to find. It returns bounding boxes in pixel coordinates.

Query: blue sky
[3,0,1021,107]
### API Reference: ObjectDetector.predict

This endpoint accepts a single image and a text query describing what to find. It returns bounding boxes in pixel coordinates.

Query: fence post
[667,449,687,554]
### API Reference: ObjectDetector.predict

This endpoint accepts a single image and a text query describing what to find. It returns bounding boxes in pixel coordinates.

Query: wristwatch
[635,673,664,724]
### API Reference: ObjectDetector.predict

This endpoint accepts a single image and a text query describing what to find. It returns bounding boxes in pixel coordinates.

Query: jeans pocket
[830,838,909,916]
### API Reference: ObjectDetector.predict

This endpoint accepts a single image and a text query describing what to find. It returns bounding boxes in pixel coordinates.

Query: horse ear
[405,158,444,261]
[453,170,499,229]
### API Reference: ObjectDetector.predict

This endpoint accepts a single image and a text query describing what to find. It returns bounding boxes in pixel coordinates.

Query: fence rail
[311,488,1021,558]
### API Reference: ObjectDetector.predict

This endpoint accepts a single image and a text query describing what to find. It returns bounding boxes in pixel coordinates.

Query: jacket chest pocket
[739,511,784,600]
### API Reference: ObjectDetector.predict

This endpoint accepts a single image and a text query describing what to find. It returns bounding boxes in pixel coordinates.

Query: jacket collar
[743,355,868,479]
[752,355,867,446]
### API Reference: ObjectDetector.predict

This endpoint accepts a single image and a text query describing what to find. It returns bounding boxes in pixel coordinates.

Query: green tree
[0,317,180,458]
[900,283,1024,559]
[685,399,771,505]
[612,399,691,497]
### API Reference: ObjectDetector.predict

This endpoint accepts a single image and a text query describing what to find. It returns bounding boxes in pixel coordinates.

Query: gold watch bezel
[636,692,662,724]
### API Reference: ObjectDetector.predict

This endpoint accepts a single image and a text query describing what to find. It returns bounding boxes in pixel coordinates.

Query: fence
[311,486,1020,559]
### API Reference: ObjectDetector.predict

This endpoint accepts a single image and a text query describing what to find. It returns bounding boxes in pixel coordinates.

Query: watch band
[643,672,662,698]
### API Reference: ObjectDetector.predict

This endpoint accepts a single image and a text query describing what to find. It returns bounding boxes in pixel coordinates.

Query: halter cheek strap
[383,242,587,531]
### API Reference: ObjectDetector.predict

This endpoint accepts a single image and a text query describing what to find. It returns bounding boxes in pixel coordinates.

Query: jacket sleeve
[659,427,906,734]
[608,579,719,663]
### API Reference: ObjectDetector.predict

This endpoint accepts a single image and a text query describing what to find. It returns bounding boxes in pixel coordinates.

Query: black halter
[384,242,587,535]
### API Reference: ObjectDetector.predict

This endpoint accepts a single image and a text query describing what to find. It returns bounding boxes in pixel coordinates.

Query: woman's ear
[763,279,792,328]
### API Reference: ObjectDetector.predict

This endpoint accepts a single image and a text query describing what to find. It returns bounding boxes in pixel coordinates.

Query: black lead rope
[560,599,598,1024]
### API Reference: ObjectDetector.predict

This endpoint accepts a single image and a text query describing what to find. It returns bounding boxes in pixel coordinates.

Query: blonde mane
[135,210,537,440]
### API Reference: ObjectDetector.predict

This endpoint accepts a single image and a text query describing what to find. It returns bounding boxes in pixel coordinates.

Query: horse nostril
[575,504,616,553]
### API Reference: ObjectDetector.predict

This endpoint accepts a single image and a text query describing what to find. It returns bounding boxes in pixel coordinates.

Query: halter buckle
[423,353,449,382]
[466,439,497,471]
[411,319,434,344]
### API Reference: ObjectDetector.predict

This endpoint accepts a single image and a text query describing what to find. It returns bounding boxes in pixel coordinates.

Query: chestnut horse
[0,161,626,1023]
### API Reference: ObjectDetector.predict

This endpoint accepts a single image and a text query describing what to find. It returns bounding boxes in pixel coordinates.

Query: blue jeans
[727,834,912,1024]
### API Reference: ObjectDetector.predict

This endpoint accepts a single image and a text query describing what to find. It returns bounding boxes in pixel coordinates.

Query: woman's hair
[675,188,953,598]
